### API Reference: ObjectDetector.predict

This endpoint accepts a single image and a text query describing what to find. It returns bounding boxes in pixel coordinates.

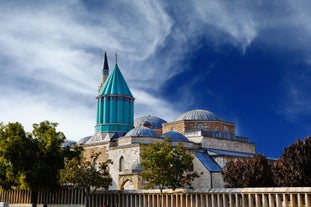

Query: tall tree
[59,152,112,207]
[273,136,311,187]
[0,121,66,207]
[223,154,275,187]
[140,137,199,192]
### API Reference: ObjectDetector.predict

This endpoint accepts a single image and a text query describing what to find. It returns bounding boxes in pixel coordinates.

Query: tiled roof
[206,148,254,158]
[99,64,133,97]
[195,152,222,172]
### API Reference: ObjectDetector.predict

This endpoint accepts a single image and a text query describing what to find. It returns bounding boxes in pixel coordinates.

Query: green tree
[273,136,311,187]
[59,152,112,207]
[0,121,66,207]
[140,137,199,192]
[223,154,275,187]
[222,159,246,188]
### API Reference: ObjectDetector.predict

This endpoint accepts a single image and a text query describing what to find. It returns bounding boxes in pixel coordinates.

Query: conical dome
[95,60,135,135]
[99,64,133,97]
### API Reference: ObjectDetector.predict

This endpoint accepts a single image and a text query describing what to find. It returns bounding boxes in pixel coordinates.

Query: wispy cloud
[1,0,311,139]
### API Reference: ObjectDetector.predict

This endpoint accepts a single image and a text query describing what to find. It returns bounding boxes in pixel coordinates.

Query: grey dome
[76,136,91,145]
[161,131,190,143]
[175,109,219,121]
[134,115,167,129]
[132,161,143,173]
[63,140,77,147]
[125,126,160,137]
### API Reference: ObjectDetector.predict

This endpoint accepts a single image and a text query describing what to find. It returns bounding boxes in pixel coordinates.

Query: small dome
[161,131,190,143]
[132,161,143,173]
[175,109,219,121]
[125,126,160,137]
[134,115,167,129]
[76,136,91,145]
[62,140,77,147]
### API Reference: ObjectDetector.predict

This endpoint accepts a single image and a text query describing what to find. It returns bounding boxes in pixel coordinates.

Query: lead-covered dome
[134,115,167,129]
[161,131,190,143]
[175,109,219,121]
[125,126,160,137]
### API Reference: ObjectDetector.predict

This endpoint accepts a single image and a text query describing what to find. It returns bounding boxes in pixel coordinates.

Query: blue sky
[1,0,311,158]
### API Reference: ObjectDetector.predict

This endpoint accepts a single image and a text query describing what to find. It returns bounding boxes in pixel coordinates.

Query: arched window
[198,123,204,130]
[119,156,124,172]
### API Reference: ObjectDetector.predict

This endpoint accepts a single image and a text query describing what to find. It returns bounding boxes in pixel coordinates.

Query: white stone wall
[201,137,255,153]
[191,156,212,189]
[191,155,226,189]
[108,144,141,190]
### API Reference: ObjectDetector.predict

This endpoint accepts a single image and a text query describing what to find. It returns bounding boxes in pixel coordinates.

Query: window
[198,124,204,130]
[119,156,124,172]
[224,126,228,132]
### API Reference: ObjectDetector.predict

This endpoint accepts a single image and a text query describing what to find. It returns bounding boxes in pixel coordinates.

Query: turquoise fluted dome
[95,62,135,134]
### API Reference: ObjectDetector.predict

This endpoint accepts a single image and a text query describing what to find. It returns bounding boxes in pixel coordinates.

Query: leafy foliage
[0,121,66,207]
[59,152,112,190]
[140,137,199,191]
[223,154,275,187]
[0,121,66,190]
[59,152,112,207]
[273,136,311,187]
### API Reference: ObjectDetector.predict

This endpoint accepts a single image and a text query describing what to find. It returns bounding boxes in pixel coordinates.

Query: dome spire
[115,52,118,65]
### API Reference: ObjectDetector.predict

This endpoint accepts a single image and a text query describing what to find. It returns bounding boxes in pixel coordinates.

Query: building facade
[77,53,256,190]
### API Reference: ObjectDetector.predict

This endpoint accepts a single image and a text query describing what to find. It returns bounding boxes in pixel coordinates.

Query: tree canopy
[140,137,199,192]
[273,136,311,187]
[0,121,67,207]
[223,154,275,188]
[223,137,311,188]
[59,152,112,207]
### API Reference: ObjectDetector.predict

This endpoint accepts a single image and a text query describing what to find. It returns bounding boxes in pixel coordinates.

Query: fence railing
[0,187,310,207]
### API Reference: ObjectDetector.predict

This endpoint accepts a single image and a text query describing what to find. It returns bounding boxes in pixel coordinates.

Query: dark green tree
[222,159,246,188]
[273,136,311,187]
[0,121,66,207]
[59,152,112,207]
[140,137,199,192]
[223,154,274,187]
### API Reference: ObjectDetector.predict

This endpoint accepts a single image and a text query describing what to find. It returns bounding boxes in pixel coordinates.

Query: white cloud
[2,0,311,140]
[192,0,258,51]
[132,89,180,122]
[279,65,311,121]
[0,86,95,140]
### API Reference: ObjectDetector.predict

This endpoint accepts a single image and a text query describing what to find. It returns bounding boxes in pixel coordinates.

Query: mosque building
[76,53,256,190]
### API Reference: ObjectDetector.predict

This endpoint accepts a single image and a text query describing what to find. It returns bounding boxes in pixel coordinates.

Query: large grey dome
[161,131,190,143]
[175,109,219,121]
[125,126,160,137]
[134,115,167,129]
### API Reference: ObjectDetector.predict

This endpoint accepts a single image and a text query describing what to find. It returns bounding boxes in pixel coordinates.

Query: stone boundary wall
[0,187,310,207]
